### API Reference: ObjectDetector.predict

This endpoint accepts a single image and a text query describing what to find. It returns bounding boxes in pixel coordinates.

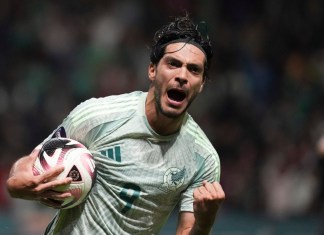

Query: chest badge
[161,167,186,192]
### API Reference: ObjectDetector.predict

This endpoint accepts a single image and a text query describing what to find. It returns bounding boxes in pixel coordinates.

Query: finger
[197,181,225,200]
[212,182,225,199]
[36,177,72,192]
[194,186,209,201]
[41,190,72,199]
[40,198,63,209]
[204,181,223,192]
[203,182,225,201]
[203,181,217,194]
[197,185,209,195]
[39,166,66,182]
[212,181,223,190]
[198,180,216,195]
[22,146,42,171]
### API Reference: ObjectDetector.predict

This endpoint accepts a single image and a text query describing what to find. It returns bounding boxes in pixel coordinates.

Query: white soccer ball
[33,137,96,209]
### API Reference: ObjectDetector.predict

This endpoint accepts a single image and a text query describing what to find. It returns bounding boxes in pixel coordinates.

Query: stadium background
[0,0,323,234]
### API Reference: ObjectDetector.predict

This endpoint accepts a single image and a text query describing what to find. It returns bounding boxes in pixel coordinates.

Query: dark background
[1,1,324,234]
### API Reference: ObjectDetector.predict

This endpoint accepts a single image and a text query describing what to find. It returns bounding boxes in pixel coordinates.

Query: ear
[148,63,156,82]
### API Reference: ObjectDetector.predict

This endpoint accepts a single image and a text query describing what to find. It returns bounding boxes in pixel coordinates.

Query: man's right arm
[6,148,72,208]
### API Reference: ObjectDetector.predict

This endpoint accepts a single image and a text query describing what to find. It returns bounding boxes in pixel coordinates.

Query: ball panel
[32,137,96,209]
[32,165,42,176]
[80,152,96,182]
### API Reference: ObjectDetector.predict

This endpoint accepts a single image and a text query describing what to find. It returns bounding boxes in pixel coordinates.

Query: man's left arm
[176,181,225,235]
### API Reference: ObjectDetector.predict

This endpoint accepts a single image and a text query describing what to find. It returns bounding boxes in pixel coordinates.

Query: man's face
[148,42,206,118]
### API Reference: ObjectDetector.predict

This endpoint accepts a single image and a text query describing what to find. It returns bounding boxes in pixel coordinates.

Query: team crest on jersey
[160,167,186,192]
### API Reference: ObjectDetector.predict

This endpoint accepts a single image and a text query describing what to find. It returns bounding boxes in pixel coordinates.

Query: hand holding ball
[33,138,96,209]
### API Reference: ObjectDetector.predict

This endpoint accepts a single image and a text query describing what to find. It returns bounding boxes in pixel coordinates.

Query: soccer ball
[33,137,96,209]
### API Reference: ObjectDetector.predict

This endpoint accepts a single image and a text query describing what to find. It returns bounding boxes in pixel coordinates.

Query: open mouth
[167,89,186,102]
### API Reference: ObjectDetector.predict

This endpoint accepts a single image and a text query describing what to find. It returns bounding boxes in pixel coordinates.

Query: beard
[153,80,194,119]
[154,88,179,119]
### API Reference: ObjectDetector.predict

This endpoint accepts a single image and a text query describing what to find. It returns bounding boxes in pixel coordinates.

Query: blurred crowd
[0,0,324,234]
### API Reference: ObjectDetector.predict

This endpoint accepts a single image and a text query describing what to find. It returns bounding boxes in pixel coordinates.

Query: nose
[176,77,188,86]
[175,68,188,86]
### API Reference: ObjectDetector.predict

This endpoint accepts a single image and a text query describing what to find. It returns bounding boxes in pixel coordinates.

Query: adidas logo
[100,146,121,162]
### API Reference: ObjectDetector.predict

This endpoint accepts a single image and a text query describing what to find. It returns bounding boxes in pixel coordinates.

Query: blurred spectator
[316,135,324,235]
[1,0,324,234]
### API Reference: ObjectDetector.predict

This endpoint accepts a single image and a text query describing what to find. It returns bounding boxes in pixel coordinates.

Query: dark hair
[150,14,213,80]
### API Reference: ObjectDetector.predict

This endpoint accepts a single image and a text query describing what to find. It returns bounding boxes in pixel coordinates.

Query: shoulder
[68,91,143,120]
[62,91,143,139]
[184,115,217,157]
[73,91,143,112]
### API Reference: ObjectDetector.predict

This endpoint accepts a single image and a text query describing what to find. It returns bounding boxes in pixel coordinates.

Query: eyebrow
[164,55,204,68]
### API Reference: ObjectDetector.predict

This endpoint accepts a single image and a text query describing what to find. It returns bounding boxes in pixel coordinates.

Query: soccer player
[6,14,225,235]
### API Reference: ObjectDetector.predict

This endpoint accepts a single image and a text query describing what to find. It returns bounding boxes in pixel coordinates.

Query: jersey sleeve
[45,98,98,143]
[44,93,139,147]
[179,151,220,212]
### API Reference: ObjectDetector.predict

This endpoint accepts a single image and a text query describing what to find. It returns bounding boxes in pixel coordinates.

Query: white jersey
[45,91,221,235]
